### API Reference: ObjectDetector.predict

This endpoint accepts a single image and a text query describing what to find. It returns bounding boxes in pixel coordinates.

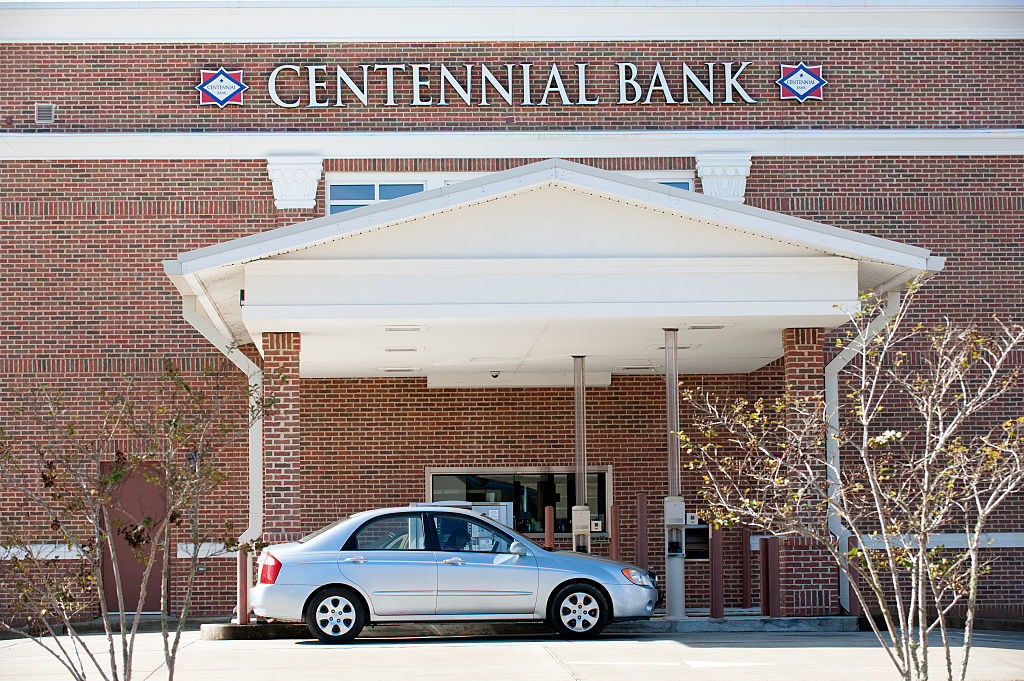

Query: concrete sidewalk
[2,628,1023,681]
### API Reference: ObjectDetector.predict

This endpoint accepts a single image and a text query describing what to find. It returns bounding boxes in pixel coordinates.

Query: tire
[549,583,610,639]
[305,587,366,644]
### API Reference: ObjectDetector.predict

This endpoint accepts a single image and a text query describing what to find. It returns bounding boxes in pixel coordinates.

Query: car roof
[370,505,485,518]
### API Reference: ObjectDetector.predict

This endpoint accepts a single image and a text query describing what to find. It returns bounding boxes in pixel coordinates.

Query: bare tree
[0,359,269,681]
[680,280,1024,681]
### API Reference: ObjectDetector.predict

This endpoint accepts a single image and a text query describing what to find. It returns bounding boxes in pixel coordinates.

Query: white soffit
[2,129,1023,161]
[1,1,1022,41]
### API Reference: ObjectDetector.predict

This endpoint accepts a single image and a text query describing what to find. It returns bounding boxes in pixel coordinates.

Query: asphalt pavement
[1,628,1023,680]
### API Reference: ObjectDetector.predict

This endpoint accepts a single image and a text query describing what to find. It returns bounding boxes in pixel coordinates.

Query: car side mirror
[509,541,529,557]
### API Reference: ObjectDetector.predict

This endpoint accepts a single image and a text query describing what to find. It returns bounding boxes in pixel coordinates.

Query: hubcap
[315,595,356,636]
[559,592,599,631]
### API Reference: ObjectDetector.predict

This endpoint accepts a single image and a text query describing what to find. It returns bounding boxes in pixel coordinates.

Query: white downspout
[180,296,263,545]
[826,290,900,612]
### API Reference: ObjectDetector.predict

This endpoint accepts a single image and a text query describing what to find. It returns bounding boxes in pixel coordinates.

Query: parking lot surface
[2,628,1023,681]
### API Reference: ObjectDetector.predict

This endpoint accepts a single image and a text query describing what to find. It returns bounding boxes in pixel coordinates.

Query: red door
[102,467,167,614]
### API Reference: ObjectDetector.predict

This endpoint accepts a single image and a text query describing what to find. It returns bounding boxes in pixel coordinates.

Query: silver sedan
[250,505,658,643]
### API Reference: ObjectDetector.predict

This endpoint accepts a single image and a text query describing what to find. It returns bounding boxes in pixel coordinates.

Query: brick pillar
[779,328,837,616]
[262,332,302,543]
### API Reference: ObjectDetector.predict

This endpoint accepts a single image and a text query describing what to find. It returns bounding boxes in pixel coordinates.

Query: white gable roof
[164,158,943,285]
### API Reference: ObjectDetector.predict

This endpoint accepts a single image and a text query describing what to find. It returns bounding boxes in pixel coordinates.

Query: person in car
[442,527,470,551]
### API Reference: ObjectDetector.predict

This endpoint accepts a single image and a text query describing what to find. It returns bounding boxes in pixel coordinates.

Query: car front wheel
[306,587,366,644]
[549,583,609,639]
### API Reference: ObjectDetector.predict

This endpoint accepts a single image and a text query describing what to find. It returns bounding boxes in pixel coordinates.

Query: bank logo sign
[193,61,829,109]
[196,68,249,108]
[776,62,827,102]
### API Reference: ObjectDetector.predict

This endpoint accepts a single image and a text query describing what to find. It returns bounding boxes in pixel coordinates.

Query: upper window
[432,513,514,554]
[660,180,693,191]
[324,171,694,216]
[428,467,610,536]
[328,182,425,214]
[344,513,426,551]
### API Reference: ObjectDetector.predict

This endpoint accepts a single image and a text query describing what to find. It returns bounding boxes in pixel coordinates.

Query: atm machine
[664,496,686,617]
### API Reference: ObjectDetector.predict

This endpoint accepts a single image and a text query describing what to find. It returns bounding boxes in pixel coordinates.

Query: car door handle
[441,557,464,565]
[343,556,367,564]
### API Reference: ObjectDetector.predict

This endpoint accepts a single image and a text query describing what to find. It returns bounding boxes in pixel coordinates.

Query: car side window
[344,513,426,550]
[433,514,513,553]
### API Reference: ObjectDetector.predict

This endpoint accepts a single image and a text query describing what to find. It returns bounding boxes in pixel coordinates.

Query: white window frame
[424,464,613,538]
[324,172,483,215]
[324,170,695,216]
[628,169,697,192]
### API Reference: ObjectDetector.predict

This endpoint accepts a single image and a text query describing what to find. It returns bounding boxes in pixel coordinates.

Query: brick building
[1,1,1023,623]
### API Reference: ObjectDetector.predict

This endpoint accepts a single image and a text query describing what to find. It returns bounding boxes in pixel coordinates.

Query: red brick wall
[2,41,1021,132]
[0,362,250,622]
[262,332,304,543]
[778,328,838,616]
[1,152,1022,620]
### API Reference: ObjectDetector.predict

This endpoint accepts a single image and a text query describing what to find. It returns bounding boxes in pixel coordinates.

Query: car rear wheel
[306,587,366,644]
[549,583,609,639]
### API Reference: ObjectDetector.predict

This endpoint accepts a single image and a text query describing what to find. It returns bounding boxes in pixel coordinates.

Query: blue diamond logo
[196,68,249,108]
[776,62,828,103]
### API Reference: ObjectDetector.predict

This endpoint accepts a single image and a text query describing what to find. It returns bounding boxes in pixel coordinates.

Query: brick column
[262,332,303,543]
[779,328,837,616]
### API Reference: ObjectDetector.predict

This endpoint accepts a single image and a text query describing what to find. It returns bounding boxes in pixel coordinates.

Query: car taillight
[259,552,282,584]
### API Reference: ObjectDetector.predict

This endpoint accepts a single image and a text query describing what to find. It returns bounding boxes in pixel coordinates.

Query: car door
[431,512,539,615]
[336,512,436,616]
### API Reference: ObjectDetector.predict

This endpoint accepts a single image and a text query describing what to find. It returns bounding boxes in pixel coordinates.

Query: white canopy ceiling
[165,159,943,386]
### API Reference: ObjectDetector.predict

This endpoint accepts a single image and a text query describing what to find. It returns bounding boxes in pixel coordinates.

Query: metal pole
[710,527,725,619]
[664,329,680,497]
[664,328,685,618]
[237,548,249,625]
[544,505,555,550]
[609,504,621,561]
[635,492,648,570]
[572,355,587,506]
[741,527,752,609]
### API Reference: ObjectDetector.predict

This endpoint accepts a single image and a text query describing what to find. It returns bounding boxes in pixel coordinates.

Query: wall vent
[382,347,421,353]
[34,103,56,124]
[381,325,425,333]
[687,324,726,331]
[379,367,418,374]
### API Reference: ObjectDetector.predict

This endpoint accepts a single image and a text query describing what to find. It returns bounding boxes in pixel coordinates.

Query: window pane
[379,183,424,200]
[329,204,365,214]
[685,527,709,559]
[434,515,512,553]
[349,514,425,550]
[661,181,691,190]
[432,474,515,506]
[329,184,375,201]
[431,471,606,535]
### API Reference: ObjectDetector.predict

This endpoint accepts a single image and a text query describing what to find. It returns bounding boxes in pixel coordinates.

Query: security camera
[490,371,501,379]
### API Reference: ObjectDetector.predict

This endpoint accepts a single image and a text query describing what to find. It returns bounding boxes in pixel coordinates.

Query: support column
[262,331,303,543]
[572,355,587,506]
[779,328,837,616]
[571,355,590,553]
[664,328,685,618]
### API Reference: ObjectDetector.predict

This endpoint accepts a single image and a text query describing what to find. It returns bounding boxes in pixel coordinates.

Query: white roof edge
[2,129,1023,161]
[168,158,937,276]
[2,1,1022,41]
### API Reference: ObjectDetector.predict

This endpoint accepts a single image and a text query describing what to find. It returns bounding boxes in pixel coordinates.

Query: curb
[200,615,859,641]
